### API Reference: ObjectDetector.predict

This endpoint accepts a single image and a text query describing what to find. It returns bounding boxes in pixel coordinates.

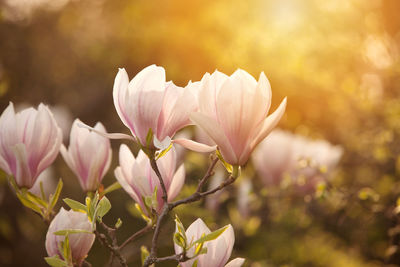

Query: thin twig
[143,156,236,267]
[119,224,153,250]
[150,158,168,203]
[95,225,128,267]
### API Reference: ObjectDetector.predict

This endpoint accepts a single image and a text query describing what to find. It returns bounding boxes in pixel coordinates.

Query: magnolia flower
[114,144,185,214]
[45,208,95,265]
[175,218,244,267]
[252,129,343,187]
[190,69,287,166]
[113,65,197,148]
[0,102,62,188]
[60,119,112,192]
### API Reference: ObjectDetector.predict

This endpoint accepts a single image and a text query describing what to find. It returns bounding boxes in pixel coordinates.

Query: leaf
[115,218,123,229]
[101,181,121,197]
[155,143,173,160]
[141,246,150,265]
[173,232,186,249]
[39,181,46,200]
[44,256,68,267]
[194,241,204,256]
[54,229,93,236]
[216,149,233,173]
[49,179,63,210]
[96,196,111,220]
[191,259,198,267]
[63,235,72,264]
[26,191,48,208]
[193,226,228,244]
[174,215,186,236]
[146,128,154,148]
[16,192,43,215]
[63,198,87,213]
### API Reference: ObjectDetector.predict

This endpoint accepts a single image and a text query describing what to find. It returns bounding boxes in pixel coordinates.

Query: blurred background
[1,0,400,266]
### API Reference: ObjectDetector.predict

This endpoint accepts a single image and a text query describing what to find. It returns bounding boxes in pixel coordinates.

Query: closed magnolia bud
[191,70,287,166]
[115,144,185,215]
[175,218,244,267]
[45,208,95,265]
[113,65,197,147]
[0,102,62,188]
[60,119,112,192]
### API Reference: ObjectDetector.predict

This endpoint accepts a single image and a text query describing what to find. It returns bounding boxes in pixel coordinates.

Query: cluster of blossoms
[0,64,289,266]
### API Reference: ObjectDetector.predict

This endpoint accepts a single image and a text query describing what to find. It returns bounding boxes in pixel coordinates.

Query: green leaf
[63,198,87,213]
[26,191,48,208]
[44,256,68,267]
[115,218,123,229]
[194,241,204,256]
[191,259,198,267]
[146,128,154,148]
[54,229,93,236]
[173,232,186,248]
[174,215,186,237]
[63,235,72,264]
[40,181,46,200]
[49,179,63,210]
[96,196,111,220]
[216,149,233,173]
[141,246,150,265]
[193,226,228,244]
[156,143,173,160]
[16,192,43,215]
[101,181,121,197]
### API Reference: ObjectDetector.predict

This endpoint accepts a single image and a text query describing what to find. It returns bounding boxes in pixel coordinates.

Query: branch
[143,156,237,267]
[95,223,128,267]
[119,224,153,250]
[150,157,168,203]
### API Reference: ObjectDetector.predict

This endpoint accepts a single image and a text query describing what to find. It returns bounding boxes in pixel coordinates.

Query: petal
[225,258,245,267]
[112,68,136,134]
[203,224,234,267]
[216,71,268,159]
[237,98,287,166]
[77,121,135,141]
[167,164,185,201]
[173,138,217,153]
[114,167,141,205]
[12,144,32,188]
[157,82,197,140]
[130,65,166,144]
[198,71,229,118]
[190,112,237,165]
[251,97,287,150]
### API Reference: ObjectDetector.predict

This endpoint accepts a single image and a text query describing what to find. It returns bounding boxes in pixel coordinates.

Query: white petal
[173,138,217,153]
[191,112,237,164]
[225,258,245,267]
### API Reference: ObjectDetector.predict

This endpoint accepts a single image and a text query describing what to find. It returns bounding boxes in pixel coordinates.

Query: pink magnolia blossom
[113,65,197,148]
[175,218,244,267]
[114,144,185,214]
[46,208,95,265]
[252,129,343,187]
[0,102,62,188]
[190,69,287,166]
[60,119,112,192]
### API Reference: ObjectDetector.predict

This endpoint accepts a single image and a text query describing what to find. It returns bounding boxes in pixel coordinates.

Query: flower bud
[60,119,112,192]
[115,144,185,215]
[0,102,62,188]
[45,208,95,265]
[175,218,244,267]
